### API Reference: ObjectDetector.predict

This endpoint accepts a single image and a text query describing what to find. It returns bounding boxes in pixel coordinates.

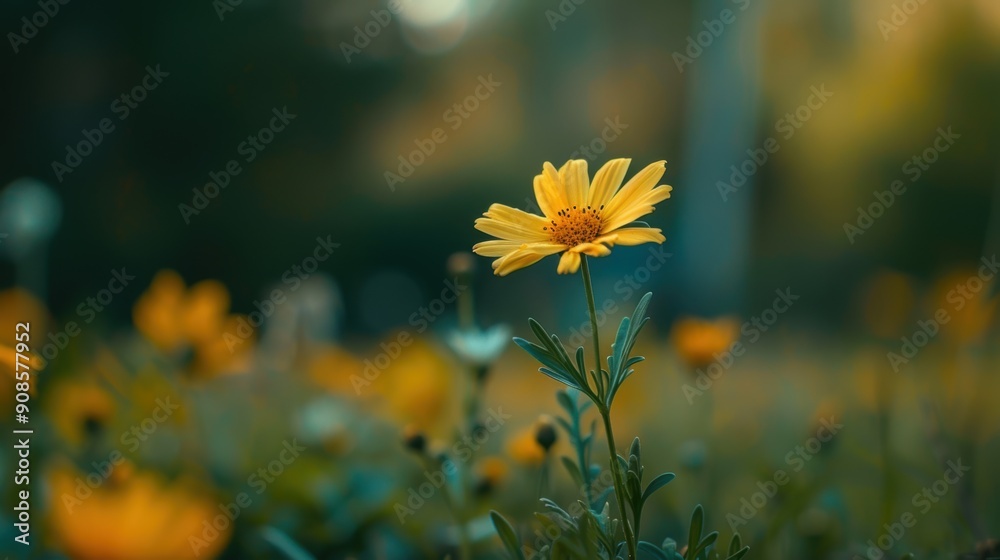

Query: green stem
[600,405,638,560]
[580,257,605,397]
[581,256,636,560]
[426,455,471,560]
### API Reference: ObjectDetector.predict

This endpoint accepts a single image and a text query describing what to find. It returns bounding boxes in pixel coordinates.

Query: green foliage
[495,291,751,560]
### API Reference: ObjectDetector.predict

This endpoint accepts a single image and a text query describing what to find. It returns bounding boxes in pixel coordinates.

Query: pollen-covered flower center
[544,205,603,247]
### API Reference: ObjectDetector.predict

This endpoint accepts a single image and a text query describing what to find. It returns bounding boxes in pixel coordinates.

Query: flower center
[544,205,603,247]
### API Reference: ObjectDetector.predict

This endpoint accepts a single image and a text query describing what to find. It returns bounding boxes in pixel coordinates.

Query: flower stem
[580,256,636,560]
[425,455,472,560]
[580,257,605,397]
[600,405,637,560]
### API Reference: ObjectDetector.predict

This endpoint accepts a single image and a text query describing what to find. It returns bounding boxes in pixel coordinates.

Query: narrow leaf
[641,472,676,506]
[489,511,526,560]
[638,541,670,560]
[686,505,704,558]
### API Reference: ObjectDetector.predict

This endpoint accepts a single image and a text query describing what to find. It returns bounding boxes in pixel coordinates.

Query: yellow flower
[670,316,740,371]
[473,159,672,276]
[506,425,547,466]
[46,379,116,447]
[49,464,231,560]
[132,270,252,377]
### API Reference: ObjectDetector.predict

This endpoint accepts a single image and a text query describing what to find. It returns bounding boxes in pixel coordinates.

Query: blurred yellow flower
[133,270,252,376]
[0,289,48,407]
[671,316,740,371]
[473,159,672,276]
[475,456,509,495]
[927,268,997,344]
[50,464,231,560]
[506,425,547,466]
[375,337,456,436]
[46,379,116,447]
[307,344,365,395]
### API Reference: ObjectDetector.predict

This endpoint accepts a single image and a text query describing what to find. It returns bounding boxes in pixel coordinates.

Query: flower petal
[482,243,565,275]
[594,227,665,246]
[588,158,631,209]
[483,203,549,230]
[473,240,524,257]
[475,216,549,242]
[601,184,673,233]
[601,160,667,231]
[556,251,582,274]
[539,162,570,214]
[493,250,544,276]
[559,159,589,209]
[569,242,613,257]
[534,172,565,219]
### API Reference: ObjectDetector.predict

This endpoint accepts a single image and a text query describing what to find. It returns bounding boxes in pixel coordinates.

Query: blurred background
[1,0,999,558]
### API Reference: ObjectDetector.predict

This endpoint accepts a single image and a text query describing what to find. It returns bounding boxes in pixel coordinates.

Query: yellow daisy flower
[473,159,672,276]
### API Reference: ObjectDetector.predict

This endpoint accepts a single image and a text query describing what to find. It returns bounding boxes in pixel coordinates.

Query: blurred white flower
[445,324,510,367]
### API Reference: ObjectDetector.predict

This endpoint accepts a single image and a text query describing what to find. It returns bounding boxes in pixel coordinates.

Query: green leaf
[724,546,750,560]
[629,437,642,464]
[538,366,582,390]
[727,533,742,556]
[556,390,577,418]
[899,555,915,560]
[490,511,526,560]
[686,505,704,559]
[691,531,718,559]
[638,541,670,560]
[561,456,585,488]
[514,338,573,379]
[641,472,676,506]
[540,498,574,522]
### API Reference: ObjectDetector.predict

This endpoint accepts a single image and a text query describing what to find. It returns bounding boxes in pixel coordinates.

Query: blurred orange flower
[506,425,547,466]
[671,316,740,371]
[49,464,231,560]
[927,268,997,344]
[133,270,252,377]
[372,336,457,436]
